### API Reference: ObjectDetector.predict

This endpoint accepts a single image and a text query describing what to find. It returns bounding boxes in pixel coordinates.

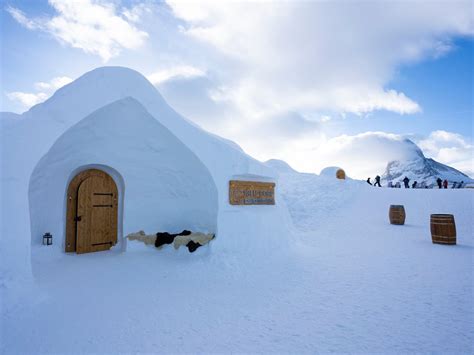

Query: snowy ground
[2,176,473,354]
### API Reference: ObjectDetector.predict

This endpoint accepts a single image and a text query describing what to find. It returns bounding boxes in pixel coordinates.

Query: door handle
[74,216,82,222]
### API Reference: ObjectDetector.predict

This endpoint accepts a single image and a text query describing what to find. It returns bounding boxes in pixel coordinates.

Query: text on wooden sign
[229,180,275,205]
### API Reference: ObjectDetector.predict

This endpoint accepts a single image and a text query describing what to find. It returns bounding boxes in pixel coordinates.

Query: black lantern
[43,233,52,245]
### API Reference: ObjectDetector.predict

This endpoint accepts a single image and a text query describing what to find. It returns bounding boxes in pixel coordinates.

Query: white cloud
[6,76,73,110]
[6,92,49,108]
[147,66,206,86]
[122,3,152,23]
[7,0,149,62]
[167,1,472,117]
[417,130,474,176]
[34,76,73,91]
[5,6,40,30]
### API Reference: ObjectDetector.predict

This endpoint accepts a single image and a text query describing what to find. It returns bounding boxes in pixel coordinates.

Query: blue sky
[323,37,473,140]
[1,0,473,176]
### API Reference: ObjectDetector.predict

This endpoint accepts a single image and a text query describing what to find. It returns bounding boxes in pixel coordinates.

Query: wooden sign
[229,180,275,205]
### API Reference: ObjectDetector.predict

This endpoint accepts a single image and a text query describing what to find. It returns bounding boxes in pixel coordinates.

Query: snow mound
[277,170,364,231]
[320,166,348,179]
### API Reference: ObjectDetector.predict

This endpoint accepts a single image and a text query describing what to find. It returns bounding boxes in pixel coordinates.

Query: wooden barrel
[336,168,346,180]
[389,205,405,225]
[430,214,456,245]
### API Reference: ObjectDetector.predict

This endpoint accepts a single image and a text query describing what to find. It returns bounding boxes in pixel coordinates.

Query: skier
[443,179,448,189]
[458,181,464,188]
[387,181,393,188]
[412,181,417,189]
[374,175,381,187]
[395,182,401,188]
[452,181,457,188]
[403,176,410,188]
[436,177,442,189]
[366,177,372,185]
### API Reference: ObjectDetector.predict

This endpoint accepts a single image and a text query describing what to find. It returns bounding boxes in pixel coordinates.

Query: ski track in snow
[2,176,473,354]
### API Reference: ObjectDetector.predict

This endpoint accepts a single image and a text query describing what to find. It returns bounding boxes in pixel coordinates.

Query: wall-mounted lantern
[43,232,53,246]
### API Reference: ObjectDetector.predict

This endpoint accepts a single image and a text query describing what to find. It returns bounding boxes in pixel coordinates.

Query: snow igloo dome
[29,98,219,253]
[320,166,347,179]
[17,66,293,267]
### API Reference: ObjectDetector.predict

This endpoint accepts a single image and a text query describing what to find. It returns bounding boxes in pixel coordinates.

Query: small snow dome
[320,166,346,179]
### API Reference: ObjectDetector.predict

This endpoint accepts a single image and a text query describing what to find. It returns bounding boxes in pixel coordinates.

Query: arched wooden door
[66,169,118,254]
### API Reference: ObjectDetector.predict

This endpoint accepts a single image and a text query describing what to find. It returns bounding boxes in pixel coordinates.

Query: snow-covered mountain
[381,139,472,186]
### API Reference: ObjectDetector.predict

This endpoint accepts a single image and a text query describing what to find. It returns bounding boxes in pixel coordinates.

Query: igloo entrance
[66,169,119,254]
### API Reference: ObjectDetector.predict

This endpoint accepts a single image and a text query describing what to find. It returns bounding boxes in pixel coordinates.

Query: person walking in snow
[374,175,381,187]
[403,176,410,188]
[443,179,448,189]
[452,181,457,188]
[412,181,417,189]
[436,177,442,189]
[367,177,372,185]
[458,181,464,188]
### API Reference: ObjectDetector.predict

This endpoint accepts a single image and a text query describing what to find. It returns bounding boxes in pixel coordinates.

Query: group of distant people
[435,177,465,189]
[366,175,465,189]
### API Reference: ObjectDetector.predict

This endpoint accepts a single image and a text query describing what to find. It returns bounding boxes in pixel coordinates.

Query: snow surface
[2,173,472,353]
[265,159,298,174]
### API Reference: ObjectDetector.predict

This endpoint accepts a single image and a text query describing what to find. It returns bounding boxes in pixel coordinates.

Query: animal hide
[126,231,156,245]
[127,230,214,252]
[186,240,201,252]
[155,230,191,247]
[173,233,215,250]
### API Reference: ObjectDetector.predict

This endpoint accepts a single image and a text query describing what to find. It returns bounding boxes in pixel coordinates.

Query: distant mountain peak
[382,149,471,186]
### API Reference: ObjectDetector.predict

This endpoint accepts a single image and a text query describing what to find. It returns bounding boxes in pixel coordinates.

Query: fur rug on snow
[126,231,215,252]
[173,232,214,250]
[127,231,156,245]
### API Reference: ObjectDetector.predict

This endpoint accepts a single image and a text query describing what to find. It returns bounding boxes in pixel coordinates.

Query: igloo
[29,98,218,254]
[3,66,294,273]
